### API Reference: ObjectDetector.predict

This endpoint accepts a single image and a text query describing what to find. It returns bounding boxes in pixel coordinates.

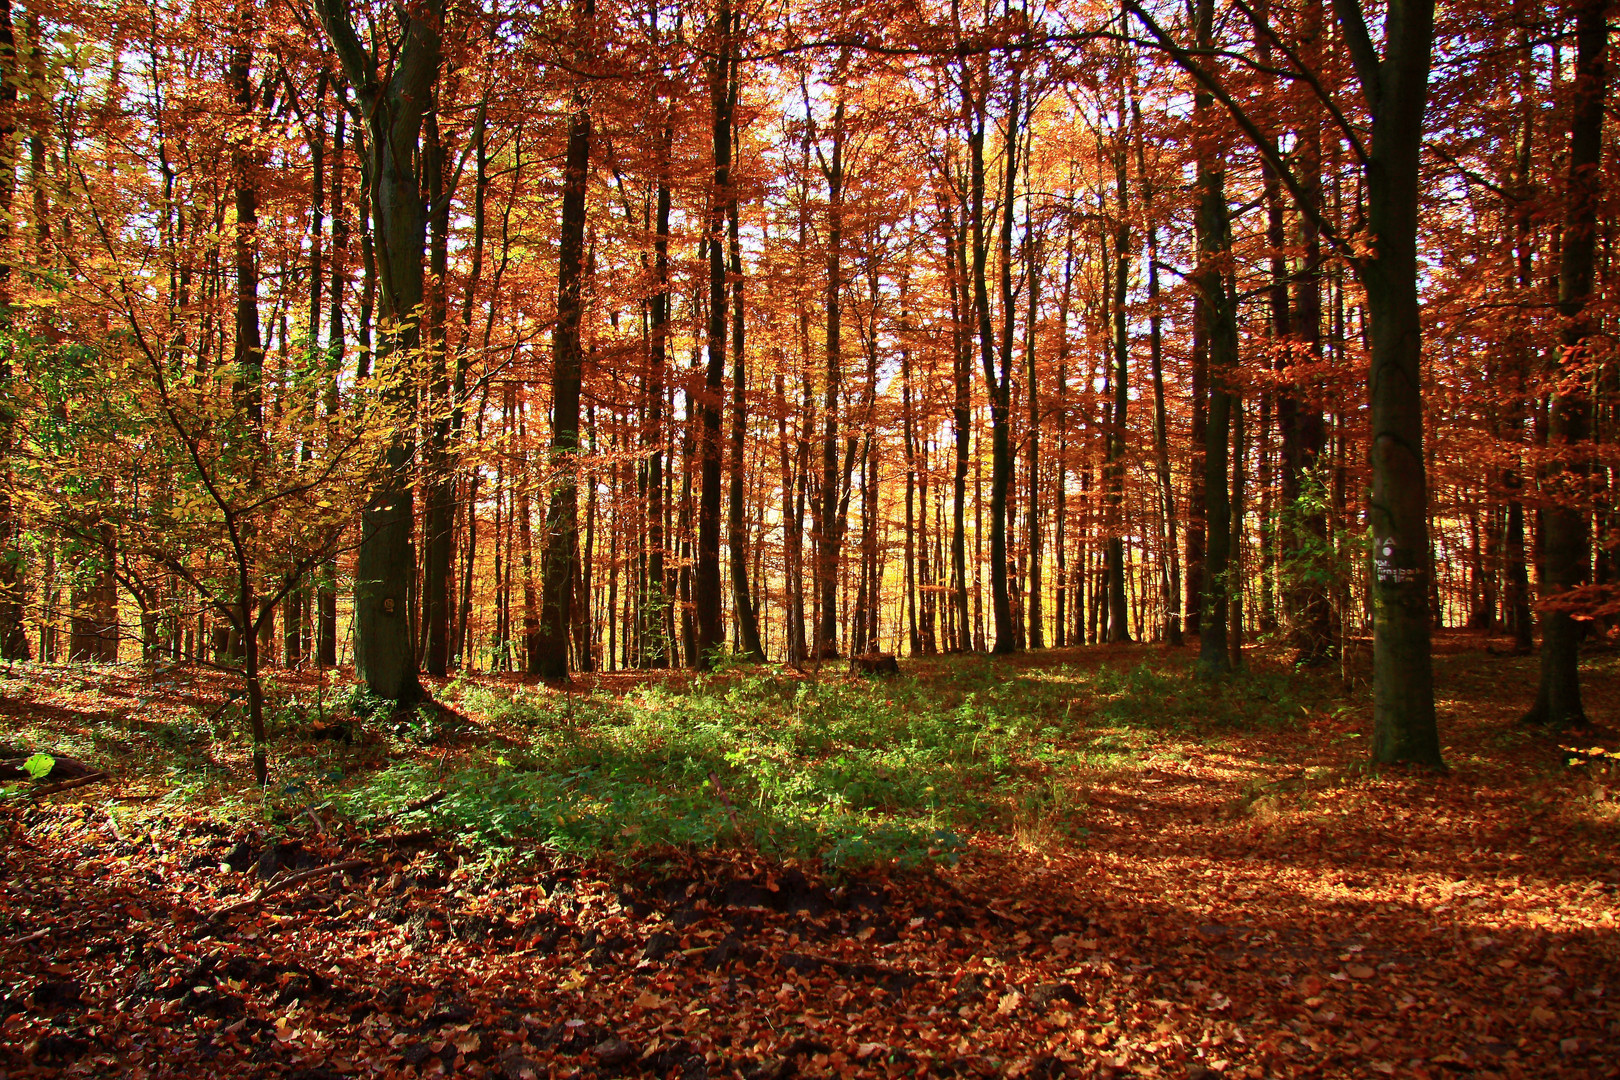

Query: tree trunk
[1525,0,1606,729]
[1329,0,1440,761]
[1193,0,1234,676]
[966,51,1019,654]
[816,91,846,661]
[533,0,592,680]
[316,0,441,704]
[644,76,672,668]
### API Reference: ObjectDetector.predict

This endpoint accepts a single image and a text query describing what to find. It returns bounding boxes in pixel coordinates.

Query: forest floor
[1,634,1618,1080]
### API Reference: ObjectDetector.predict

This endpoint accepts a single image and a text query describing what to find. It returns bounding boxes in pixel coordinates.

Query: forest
[0,0,1618,1076]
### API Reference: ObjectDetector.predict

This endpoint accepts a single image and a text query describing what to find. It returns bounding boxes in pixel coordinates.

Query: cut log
[28,772,110,798]
[850,653,899,676]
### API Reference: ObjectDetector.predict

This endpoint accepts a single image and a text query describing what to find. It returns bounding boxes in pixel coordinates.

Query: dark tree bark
[815,85,847,661]
[1337,0,1444,763]
[533,0,593,679]
[317,95,351,668]
[643,56,672,668]
[724,37,764,662]
[1191,0,1235,676]
[1132,0,1444,762]
[964,43,1020,654]
[694,1,730,670]
[1525,0,1607,729]
[421,99,455,677]
[1105,120,1132,643]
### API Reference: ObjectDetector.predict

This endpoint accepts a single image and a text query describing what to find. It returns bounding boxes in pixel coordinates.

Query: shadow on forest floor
[1,632,1617,1078]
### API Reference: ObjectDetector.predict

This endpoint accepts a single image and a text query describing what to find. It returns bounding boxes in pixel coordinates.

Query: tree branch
[1124,0,1358,266]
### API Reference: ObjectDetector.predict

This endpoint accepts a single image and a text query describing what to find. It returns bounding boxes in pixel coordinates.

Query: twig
[708,771,743,836]
[30,772,110,798]
[210,859,370,922]
[4,929,47,947]
[376,790,446,824]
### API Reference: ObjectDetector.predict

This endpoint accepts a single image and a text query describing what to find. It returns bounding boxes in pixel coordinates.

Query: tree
[1524,0,1607,729]
[316,0,444,704]
[1131,0,1445,763]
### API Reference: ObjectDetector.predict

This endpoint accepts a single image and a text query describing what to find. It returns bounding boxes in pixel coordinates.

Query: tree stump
[849,653,899,677]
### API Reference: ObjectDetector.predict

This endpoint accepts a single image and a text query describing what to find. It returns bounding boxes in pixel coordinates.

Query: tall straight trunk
[695,4,731,669]
[1502,31,1536,652]
[644,76,672,669]
[816,90,847,660]
[965,51,1019,654]
[1186,309,1207,636]
[578,409,597,670]
[1105,128,1131,643]
[791,370,813,660]
[0,0,27,660]
[1146,194,1185,641]
[1339,0,1443,763]
[517,414,541,668]
[1288,116,1334,664]
[317,96,350,667]
[449,106,488,668]
[533,0,592,679]
[1024,190,1043,649]
[1525,0,1607,728]
[1054,213,1074,647]
[1229,392,1246,667]
[229,19,262,426]
[317,0,441,703]
[1193,0,1234,675]
[901,278,921,656]
[946,184,973,649]
[422,103,455,677]
[726,105,764,661]
[678,397,697,666]
[777,370,804,663]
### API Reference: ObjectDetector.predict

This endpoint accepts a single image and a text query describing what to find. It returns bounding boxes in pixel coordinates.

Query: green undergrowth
[3,651,1334,864]
[327,654,1322,868]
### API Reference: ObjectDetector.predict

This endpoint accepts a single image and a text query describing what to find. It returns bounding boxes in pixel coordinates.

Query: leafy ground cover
[2,636,1617,1078]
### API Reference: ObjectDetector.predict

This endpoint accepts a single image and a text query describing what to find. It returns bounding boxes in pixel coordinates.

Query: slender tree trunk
[644,77,672,669]
[533,0,592,679]
[1193,0,1234,675]
[816,91,847,660]
[726,105,764,661]
[695,4,731,669]
[966,52,1019,654]
[0,0,28,661]
[1024,190,1043,649]
[422,102,455,678]
[1106,128,1132,643]
[946,185,972,650]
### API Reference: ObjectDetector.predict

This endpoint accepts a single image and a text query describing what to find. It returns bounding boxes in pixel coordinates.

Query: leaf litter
[1,638,1617,1079]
